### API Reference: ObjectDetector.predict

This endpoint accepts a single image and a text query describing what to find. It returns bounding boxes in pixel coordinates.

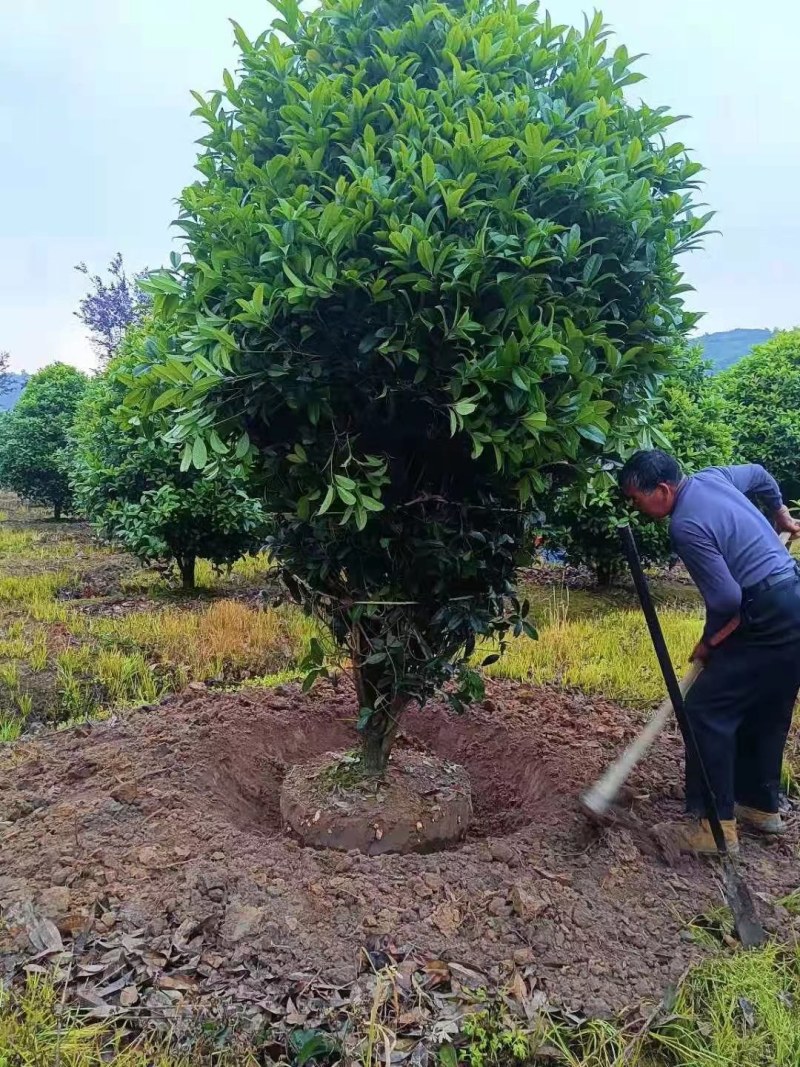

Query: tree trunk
[352,648,407,777]
[595,561,616,587]
[179,555,196,591]
[360,701,405,776]
[53,503,62,521]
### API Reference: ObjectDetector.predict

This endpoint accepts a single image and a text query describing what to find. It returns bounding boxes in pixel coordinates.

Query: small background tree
[717,329,800,506]
[0,363,88,518]
[551,347,733,583]
[130,0,708,775]
[71,325,268,590]
[75,254,152,366]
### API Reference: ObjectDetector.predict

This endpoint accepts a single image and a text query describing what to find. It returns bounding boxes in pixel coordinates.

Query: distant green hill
[697,328,776,373]
[0,374,30,412]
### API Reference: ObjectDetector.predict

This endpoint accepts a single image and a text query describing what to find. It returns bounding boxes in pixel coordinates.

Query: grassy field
[1,496,800,1065]
[0,496,315,742]
[0,495,704,744]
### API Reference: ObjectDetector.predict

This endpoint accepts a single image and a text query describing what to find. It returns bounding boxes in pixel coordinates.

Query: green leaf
[301,668,320,693]
[234,433,250,460]
[421,153,436,186]
[522,411,547,432]
[229,19,252,54]
[582,253,602,285]
[318,485,336,515]
[356,707,374,731]
[283,263,306,288]
[454,399,477,416]
[208,429,228,455]
[417,239,435,273]
[577,424,607,445]
[360,495,384,512]
[192,436,208,469]
[152,387,181,413]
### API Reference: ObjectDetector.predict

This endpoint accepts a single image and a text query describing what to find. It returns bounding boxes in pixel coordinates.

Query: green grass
[0,571,72,603]
[0,528,36,556]
[194,551,274,589]
[0,976,257,1067]
[0,498,314,731]
[0,712,22,742]
[645,943,800,1066]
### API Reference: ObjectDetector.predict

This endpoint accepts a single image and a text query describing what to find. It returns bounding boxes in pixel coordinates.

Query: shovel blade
[722,857,767,948]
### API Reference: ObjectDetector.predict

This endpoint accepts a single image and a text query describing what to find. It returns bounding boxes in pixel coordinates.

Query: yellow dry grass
[90,598,316,685]
[487,599,699,707]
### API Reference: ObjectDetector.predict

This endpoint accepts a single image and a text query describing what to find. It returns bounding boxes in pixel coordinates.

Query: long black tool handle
[619,524,730,856]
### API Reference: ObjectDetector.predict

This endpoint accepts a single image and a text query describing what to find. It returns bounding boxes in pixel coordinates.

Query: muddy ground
[2,678,799,1029]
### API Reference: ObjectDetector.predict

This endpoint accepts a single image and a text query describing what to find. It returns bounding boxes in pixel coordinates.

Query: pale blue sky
[1,0,798,372]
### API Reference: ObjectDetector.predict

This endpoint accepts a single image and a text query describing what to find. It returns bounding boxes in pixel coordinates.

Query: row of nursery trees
[1,0,798,771]
[0,349,268,589]
[1,329,795,591]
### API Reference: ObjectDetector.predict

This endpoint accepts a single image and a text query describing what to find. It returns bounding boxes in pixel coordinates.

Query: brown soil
[1,679,799,1020]
[281,748,473,854]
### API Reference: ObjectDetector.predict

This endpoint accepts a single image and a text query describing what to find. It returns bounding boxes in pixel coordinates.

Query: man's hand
[775,505,800,541]
[690,639,711,666]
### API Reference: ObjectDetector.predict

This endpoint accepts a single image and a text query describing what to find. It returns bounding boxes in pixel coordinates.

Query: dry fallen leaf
[507,971,528,1002]
[28,918,64,955]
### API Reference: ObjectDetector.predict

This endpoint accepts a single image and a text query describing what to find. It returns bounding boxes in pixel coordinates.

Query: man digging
[620,450,800,854]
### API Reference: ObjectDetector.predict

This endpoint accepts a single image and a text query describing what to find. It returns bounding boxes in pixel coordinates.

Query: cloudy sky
[1,0,797,373]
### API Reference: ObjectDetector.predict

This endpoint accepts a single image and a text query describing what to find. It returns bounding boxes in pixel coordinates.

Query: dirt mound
[1,679,798,1018]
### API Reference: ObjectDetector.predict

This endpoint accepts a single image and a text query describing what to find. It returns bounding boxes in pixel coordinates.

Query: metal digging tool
[618,523,766,948]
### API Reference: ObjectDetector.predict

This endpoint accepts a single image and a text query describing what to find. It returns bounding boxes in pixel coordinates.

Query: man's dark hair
[619,449,683,493]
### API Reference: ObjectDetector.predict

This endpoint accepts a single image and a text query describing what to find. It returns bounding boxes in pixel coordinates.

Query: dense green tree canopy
[71,326,268,589]
[0,363,88,518]
[717,329,800,506]
[129,0,708,772]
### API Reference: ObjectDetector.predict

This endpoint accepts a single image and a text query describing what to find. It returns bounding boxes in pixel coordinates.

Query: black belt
[742,564,800,600]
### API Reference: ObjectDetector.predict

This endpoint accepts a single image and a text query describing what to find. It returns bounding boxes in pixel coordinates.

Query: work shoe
[653,818,739,856]
[734,804,785,835]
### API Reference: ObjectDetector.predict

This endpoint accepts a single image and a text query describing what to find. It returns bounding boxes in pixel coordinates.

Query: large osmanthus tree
[128,0,708,774]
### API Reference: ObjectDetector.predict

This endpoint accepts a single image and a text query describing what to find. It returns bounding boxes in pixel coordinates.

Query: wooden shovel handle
[581,662,703,817]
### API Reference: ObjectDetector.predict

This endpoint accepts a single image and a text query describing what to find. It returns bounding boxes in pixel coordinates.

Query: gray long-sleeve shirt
[669,464,794,642]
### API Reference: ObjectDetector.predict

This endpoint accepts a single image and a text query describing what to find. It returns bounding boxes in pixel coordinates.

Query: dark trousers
[684,571,800,820]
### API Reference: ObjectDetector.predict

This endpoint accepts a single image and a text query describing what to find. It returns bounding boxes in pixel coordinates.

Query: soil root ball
[280,748,472,854]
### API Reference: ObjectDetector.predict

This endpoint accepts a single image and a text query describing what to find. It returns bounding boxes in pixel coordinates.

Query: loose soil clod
[1,678,798,1019]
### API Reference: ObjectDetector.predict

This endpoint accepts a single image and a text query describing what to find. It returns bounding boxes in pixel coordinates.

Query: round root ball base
[280,748,472,855]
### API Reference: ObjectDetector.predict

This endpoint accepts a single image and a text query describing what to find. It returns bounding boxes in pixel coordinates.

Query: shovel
[617,523,765,947]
